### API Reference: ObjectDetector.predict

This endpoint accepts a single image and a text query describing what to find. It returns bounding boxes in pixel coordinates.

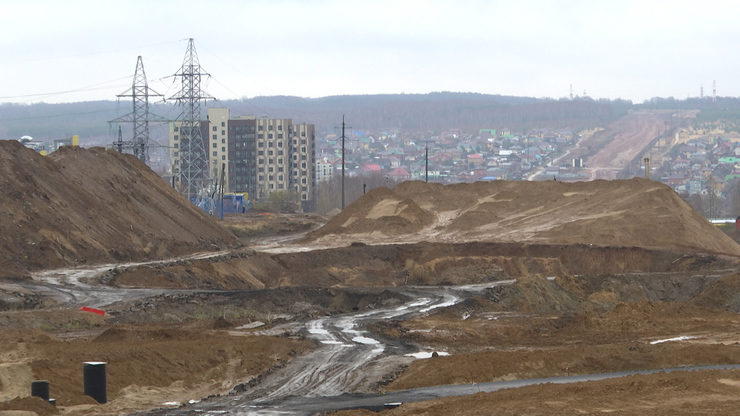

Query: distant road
[584,111,671,180]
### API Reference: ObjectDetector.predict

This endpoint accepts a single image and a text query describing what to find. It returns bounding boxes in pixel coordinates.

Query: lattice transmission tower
[170,38,214,199]
[110,56,164,164]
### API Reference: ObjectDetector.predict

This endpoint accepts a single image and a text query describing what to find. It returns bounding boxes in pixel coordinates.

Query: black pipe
[31,380,49,401]
[83,362,107,404]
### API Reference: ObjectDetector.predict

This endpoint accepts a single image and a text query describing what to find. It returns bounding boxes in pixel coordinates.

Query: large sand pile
[0,140,237,277]
[307,179,740,257]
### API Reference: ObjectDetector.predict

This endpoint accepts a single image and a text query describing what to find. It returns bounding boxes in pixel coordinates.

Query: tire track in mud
[156,283,512,415]
[2,251,230,308]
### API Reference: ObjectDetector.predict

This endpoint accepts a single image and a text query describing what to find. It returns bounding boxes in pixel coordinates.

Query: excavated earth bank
[0,140,237,278]
[306,179,740,257]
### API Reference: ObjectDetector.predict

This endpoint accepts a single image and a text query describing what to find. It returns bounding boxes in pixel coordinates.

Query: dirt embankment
[334,369,740,416]
[0,325,310,415]
[369,273,740,395]
[305,179,740,257]
[0,141,237,278]
[104,241,734,291]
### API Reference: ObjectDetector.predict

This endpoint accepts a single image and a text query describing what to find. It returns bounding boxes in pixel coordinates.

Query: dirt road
[584,112,670,179]
[0,251,231,308]
[146,283,514,415]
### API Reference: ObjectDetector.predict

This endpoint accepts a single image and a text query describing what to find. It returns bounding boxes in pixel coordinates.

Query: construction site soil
[1,146,739,415]
[0,141,237,279]
[305,179,740,257]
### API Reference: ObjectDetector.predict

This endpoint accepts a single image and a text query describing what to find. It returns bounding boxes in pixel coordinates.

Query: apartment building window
[258,134,264,139]
[278,150,283,155]
[258,150,264,156]
[278,175,283,181]
[301,131,306,137]
[258,158,264,164]
[174,126,179,132]
[268,150,274,156]
[174,143,179,148]
[268,142,274,147]
[221,121,225,127]
[259,175,264,181]
[212,134,217,140]
[221,138,225,144]
[278,125,282,131]
[268,125,273,130]
[174,135,179,140]
[269,175,273,181]
[270,184,274,189]
[174,151,179,156]
[212,126,217,131]
[221,130,225,135]
[213,143,217,148]
[269,167,274,172]
[277,133,283,138]
[213,151,217,156]
[222,155,226,160]
[278,184,284,189]
[221,147,225,152]
[258,125,263,131]
[258,141,264,147]
[278,158,283,164]
[278,142,283,148]
[268,133,273,139]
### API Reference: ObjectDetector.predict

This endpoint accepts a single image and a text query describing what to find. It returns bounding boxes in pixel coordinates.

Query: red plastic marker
[79,306,105,316]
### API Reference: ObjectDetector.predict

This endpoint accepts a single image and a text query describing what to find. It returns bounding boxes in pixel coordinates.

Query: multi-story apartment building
[170,108,316,209]
[316,157,335,183]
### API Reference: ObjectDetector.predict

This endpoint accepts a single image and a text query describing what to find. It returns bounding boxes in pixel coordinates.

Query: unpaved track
[146,283,512,415]
[260,364,740,415]
[0,251,229,308]
[585,112,669,180]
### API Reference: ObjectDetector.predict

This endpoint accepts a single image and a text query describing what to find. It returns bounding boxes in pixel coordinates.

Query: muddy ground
[333,369,740,416]
[1,213,738,415]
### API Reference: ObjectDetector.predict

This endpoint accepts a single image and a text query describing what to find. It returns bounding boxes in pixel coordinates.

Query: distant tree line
[1,93,633,145]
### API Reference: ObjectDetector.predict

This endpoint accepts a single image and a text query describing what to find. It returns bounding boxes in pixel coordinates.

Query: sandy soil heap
[307,179,740,257]
[0,141,237,277]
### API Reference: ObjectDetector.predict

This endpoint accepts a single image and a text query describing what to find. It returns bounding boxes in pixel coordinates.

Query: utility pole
[341,115,346,210]
[644,157,650,179]
[425,142,429,183]
[170,38,214,201]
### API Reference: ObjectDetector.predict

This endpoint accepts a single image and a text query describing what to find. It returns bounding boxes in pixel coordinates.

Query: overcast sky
[1,0,738,104]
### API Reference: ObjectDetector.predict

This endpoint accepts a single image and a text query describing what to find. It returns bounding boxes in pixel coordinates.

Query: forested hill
[0,92,633,144]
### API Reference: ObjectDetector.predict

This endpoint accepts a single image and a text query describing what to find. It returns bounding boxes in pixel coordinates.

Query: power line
[0,109,116,122]
[0,76,132,100]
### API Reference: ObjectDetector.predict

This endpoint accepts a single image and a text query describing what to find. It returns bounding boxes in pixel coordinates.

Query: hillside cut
[307,179,740,257]
[0,141,236,277]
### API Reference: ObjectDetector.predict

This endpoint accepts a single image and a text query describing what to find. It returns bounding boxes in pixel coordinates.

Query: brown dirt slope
[0,141,237,277]
[306,179,740,257]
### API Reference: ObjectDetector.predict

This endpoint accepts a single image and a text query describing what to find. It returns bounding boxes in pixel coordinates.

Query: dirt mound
[692,273,740,312]
[0,396,59,415]
[310,187,435,239]
[0,141,237,277]
[306,179,740,257]
[0,326,310,414]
